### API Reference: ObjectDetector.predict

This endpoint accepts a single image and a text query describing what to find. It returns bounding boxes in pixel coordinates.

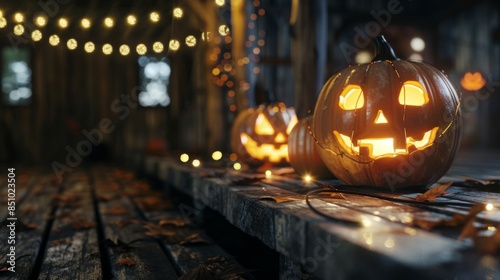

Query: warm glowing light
[384,238,395,248]
[374,110,388,124]
[265,170,272,179]
[229,153,238,161]
[173,7,183,18]
[408,53,423,61]
[212,151,223,161]
[202,31,211,41]
[81,18,91,29]
[486,203,494,211]
[185,35,196,47]
[67,38,77,50]
[215,0,225,6]
[35,15,47,27]
[153,41,164,53]
[180,153,189,162]
[192,159,201,167]
[460,72,486,91]
[136,44,147,55]
[303,175,312,183]
[102,43,113,55]
[127,15,137,25]
[255,114,275,135]
[119,44,130,55]
[218,25,229,36]
[240,133,289,162]
[58,18,68,28]
[355,51,372,64]
[339,85,364,110]
[13,24,24,36]
[399,81,428,106]
[31,30,42,41]
[410,37,425,52]
[104,17,114,28]
[233,162,242,170]
[14,13,24,23]
[150,12,160,22]
[84,42,95,53]
[0,17,6,28]
[169,40,180,51]
[49,35,60,46]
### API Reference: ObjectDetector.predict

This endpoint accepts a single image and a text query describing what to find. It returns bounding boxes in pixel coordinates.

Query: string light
[173,7,183,18]
[233,162,242,170]
[102,43,113,55]
[126,15,137,25]
[81,18,91,29]
[202,31,210,41]
[35,15,47,27]
[169,40,180,51]
[185,35,196,47]
[49,34,60,46]
[150,12,160,22]
[486,203,494,211]
[67,38,77,50]
[192,159,201,167]
[265,170,272,179]
[215,0,225,6]
[218,24,229,36]
[0,16,6,28]
[153,41,164,53]
[14,13,24,23]
[58,18,68,28]
[180,153,189,162]
[119,44,130,55]
[212,151,223,160]
[136,43,147,55]
[104,17,114,28]
[84,42,95,53]
[31,30,42,41]
[13,24,24,35]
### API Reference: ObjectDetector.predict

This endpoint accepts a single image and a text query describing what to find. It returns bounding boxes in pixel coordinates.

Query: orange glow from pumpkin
[460,72,486,91]
[240,133,289,162]
[399,81,428,106]
[339,85,364,110]
[334,127,438,158]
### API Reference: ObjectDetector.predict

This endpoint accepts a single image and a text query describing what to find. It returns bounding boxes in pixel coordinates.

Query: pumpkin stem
[372,35,399,62]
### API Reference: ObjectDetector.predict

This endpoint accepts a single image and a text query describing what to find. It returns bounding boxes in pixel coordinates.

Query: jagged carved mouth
[333,127,439,159]
[240,132,289,162]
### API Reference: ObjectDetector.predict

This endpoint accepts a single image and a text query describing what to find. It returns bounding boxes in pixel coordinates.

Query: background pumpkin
[288,118,334,179]
[230,103,297,166]
[312,36,462,188]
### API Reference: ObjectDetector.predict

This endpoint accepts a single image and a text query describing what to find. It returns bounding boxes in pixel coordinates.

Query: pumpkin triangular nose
[374,110,388,124]
[274,132,286,143]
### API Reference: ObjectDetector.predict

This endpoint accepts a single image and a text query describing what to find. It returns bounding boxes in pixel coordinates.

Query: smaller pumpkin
[288,118,334,179]
[230,103,298,166]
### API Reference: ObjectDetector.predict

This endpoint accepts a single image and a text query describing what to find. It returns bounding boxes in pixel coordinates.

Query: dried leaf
[53,193,81,207]
[158,217,187,227]
[0,266,9,272]
[105,239,136,253]
[143,223,176,238]
[414,203,486,230]
[114,219,142,228]
[317,192,347,200]
[68,217,96,230]
[50,239,72,247]
[179,233,210,245]
[104,205,130,215]
[97,193,119,202]
[115,257,136,267]
[458,217,477,240]
[135,196,175,211]
[415,182,453,202]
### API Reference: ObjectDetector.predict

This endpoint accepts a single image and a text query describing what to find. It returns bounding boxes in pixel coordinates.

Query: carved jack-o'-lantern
[460,72,486,91]
[312,36,462,188]
[231,103,298,166]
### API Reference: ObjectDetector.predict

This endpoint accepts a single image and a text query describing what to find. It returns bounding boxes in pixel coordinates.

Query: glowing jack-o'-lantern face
[460,72,486,91]
[231,103,297,166]
[312,36,462,188]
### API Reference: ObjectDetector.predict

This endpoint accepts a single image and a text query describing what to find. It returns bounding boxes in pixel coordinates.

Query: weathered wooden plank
[92,168,178,280]
[0,172,60,279]
[38,172,102,279]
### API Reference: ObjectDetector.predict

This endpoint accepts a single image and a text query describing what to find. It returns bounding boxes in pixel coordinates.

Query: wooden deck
[135,150,500,280]
[0,166,252,279]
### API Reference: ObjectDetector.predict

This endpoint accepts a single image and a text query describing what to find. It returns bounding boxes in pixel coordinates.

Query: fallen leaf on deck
[21,207,36,214]
[115,257,136,267]
[158,217,187,227]
[52,193,81,207]
[69,217,96,230]
[143,223,176,238]
[97,193,119,202]
[415,182,453,202]
[104,205,130,215]
[179,233,210,245]
[458,217,477,240]
[135,196,175,211]
[105,238,137,253]
[17,220,37,232]
[317,192,347,200]
[0,266,9,272]
[113,219,142,228]
[414,203,485,230]
[50,239,73,247]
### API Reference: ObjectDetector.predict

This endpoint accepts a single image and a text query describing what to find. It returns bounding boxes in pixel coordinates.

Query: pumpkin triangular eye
[255,113,275,135]
[398,81,428,106]
[339,85,364,110]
